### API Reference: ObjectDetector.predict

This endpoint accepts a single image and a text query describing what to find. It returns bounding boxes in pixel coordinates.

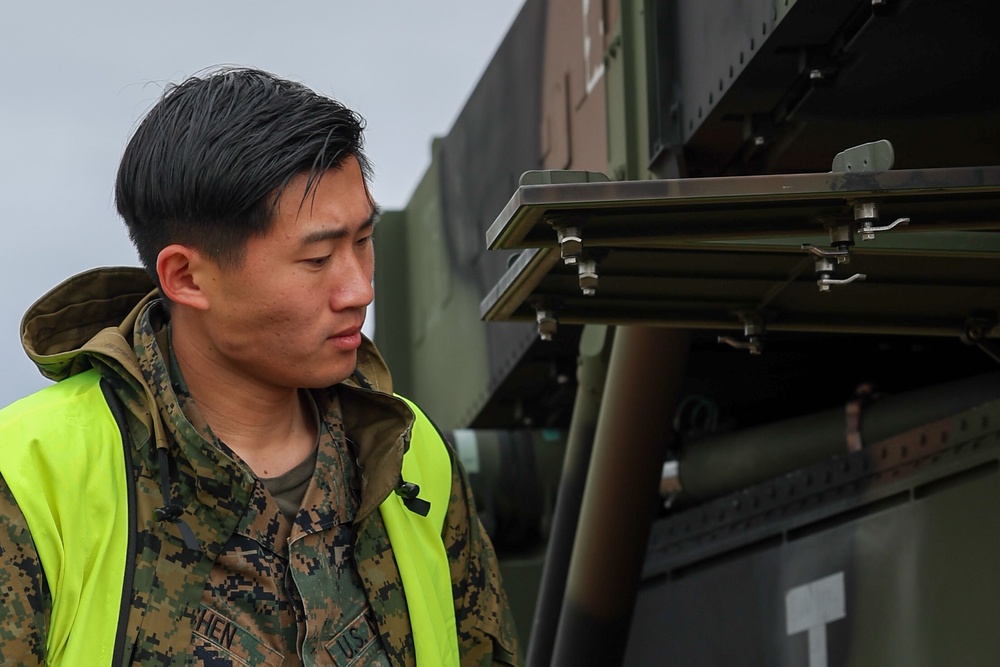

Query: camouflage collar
[134,300,253,559]
[134,297,410,525]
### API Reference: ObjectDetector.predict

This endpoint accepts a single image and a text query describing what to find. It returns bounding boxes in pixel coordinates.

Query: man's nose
[332,255,374,310]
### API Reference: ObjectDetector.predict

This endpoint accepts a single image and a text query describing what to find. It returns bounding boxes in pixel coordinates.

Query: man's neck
[169,319,318,478]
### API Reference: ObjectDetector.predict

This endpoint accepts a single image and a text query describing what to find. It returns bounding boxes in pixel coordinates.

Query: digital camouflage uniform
[0,267,519,666]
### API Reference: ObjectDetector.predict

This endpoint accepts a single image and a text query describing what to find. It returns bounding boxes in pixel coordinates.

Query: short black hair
[115,67,372,284]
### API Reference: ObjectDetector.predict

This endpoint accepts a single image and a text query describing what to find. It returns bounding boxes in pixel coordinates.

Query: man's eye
[304,256,331,267]
[357,235,373,247]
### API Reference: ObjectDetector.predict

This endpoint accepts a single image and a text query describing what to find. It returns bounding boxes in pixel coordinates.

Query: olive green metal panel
[374,0,609,431]
[626,400,1000,665]
[647,0,1000,177]
[628,475,1000,665]
[485,166,1000,252]
[373,209,412,394]
[605,0,653,182]
[376,143,520,429]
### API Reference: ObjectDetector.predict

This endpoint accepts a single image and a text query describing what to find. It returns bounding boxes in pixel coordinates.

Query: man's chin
[300,357,358,389]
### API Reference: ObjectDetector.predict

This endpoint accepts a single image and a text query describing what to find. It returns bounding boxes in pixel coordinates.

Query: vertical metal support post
[550,326,690,667]
[526,325,613,667]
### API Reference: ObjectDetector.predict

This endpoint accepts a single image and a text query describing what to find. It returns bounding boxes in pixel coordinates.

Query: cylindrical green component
[675,371,1000,501]
[551,326,690,667]
[526,324,612,667]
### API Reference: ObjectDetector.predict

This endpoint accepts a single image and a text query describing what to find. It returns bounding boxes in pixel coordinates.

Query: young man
[0,68,518,666]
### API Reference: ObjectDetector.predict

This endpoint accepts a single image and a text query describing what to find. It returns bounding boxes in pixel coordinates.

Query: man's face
[196,156,376,390]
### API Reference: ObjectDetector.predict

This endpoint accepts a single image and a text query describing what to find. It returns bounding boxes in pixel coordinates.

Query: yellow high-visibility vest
[381,396,460,667]
[0,369,131,665]
[0,369,459,666]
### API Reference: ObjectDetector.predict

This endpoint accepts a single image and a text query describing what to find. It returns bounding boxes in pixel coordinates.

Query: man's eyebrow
[299,206,381,245]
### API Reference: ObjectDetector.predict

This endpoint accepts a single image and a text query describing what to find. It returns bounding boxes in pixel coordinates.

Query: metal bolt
[558,227,583,265]
[660,461,682,497]
[536,309,557,341]
[815,257,836,274]
[578,258,599,295]
[809,69,824,81]
[827,223,853,246]
[754,135,766,146]
[854,201,878,222]
[743,318,763,338]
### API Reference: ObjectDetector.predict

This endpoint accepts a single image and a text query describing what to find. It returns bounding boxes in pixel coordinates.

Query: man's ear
[156,244,211,310]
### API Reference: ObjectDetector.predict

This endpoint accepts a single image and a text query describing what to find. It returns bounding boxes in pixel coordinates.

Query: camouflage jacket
[0,267,519,666]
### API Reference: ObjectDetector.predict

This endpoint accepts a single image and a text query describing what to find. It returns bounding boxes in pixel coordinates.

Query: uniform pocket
[191,605,285,667]
[323,608,387,667]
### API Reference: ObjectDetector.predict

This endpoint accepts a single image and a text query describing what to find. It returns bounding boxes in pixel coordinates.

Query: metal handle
[718,335,764,355]
[860,217,909,241]
[817,273,866,291]
[802,243,850,264]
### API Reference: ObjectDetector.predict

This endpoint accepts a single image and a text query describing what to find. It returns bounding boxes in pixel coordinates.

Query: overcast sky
[0,1,525,408]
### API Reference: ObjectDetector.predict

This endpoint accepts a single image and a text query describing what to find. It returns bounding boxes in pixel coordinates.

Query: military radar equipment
[375,0,1000,664]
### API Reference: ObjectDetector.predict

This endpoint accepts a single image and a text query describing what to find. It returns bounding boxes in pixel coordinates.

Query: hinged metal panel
[481,165,1000,338]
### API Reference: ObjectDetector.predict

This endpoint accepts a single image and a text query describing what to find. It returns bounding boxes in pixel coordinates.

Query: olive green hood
[21,267,158,387]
